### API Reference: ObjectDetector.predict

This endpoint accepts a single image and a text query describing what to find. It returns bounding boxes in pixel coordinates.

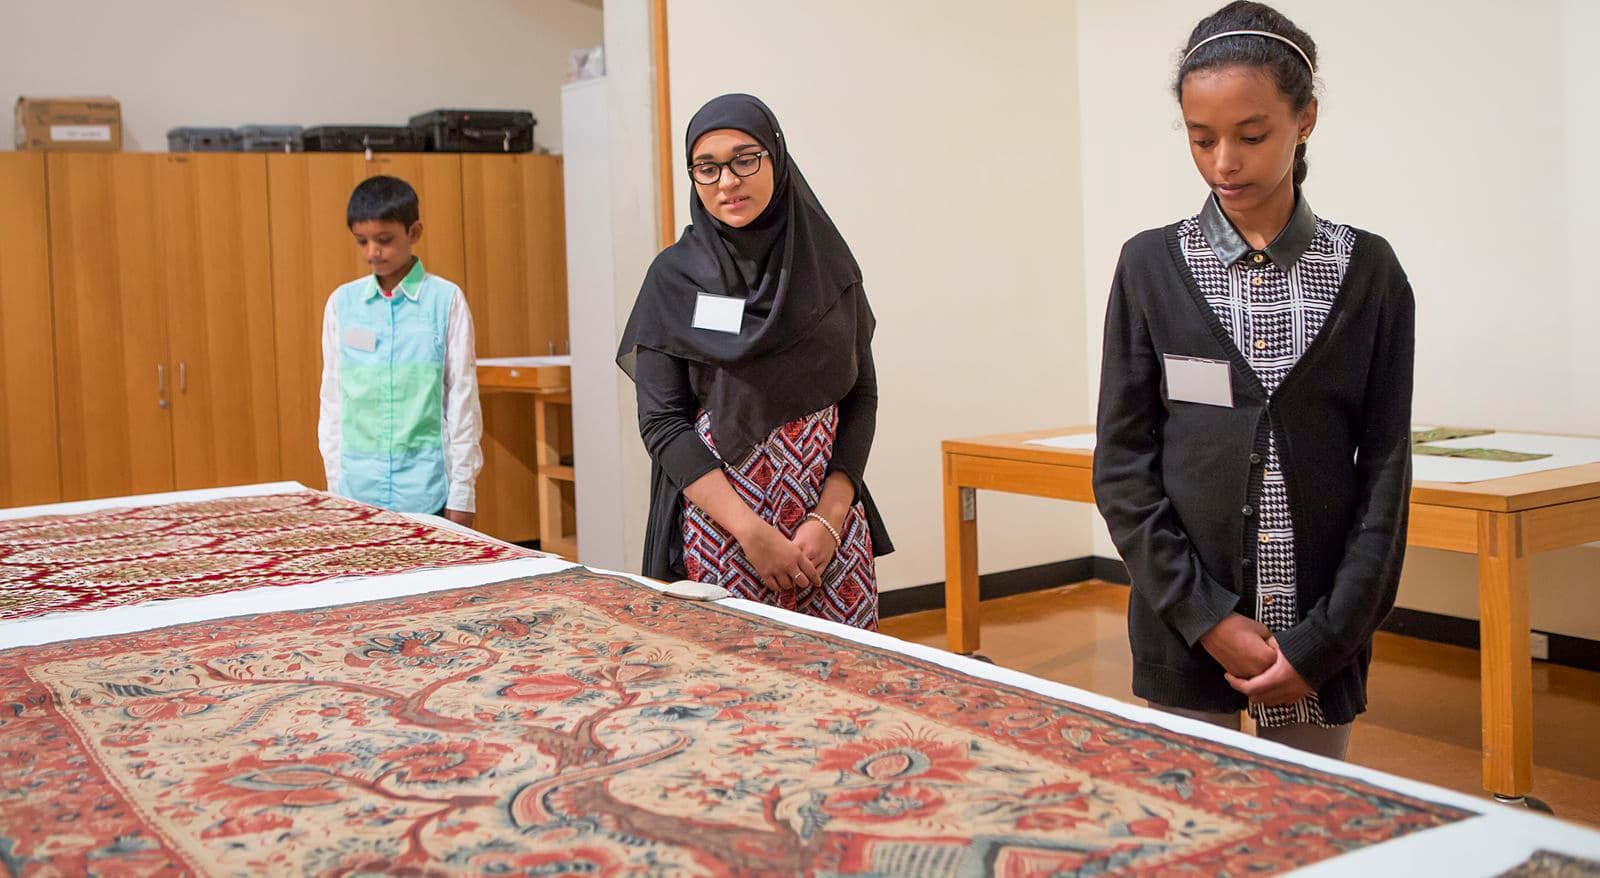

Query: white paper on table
[477,355,572,368]
[1018,428,1600,483]
[1412,432,1600,483]
[1024,433,1098,451]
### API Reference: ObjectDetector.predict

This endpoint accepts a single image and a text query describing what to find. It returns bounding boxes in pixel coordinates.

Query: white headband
[1183,29,1314,74]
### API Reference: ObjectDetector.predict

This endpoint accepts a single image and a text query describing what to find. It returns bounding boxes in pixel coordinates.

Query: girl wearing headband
[1093,2,1415,759]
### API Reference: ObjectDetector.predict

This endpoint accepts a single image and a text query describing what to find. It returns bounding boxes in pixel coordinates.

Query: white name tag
[691,292,745,334]
[1163,354,1234,408]
[343,326,378,352]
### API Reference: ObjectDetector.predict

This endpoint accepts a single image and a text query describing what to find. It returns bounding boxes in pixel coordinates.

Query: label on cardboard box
[50,125,113,143]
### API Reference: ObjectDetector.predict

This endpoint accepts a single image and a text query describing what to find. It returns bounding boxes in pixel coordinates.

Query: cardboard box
[14,97,122,151]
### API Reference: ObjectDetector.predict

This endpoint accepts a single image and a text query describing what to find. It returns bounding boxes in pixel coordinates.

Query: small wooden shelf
[474,359,577,558]
[477,359,571,394]
[545,465,576,482]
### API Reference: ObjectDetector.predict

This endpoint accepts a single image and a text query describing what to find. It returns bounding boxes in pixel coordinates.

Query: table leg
[534,396,565,558]
[943,479,979,654]
[1477,510,1533,802]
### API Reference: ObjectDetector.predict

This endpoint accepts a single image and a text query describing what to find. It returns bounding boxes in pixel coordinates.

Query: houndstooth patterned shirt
[1178,195,1355,729]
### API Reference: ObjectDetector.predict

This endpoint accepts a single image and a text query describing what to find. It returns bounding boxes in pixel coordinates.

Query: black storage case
[302,125,422,153]
[237,125,304,152]
[408,109,535,153]
[167,127,239,152]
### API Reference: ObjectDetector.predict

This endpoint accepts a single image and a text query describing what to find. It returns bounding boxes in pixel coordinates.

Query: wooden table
[942,426,1600,806]
[478,358,577,560]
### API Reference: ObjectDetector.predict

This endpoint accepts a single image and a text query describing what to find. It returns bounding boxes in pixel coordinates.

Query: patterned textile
[1412,428,1552,462]
[0,568,1470,876]
[0,491,532,621]
[1413,445,1551,462]
[1413,427,1495,444]
[682,406,878,629]
[1178,213,1354,729]
[1499,851,1600,877]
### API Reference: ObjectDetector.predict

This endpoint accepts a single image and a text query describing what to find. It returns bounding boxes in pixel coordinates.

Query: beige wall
[564,2,661,574]
[1,0,602,152]
[665,0,1095,590]
[1074,0,1600,637]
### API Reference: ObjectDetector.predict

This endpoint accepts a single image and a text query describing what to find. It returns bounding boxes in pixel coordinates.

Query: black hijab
[617,93,874,466]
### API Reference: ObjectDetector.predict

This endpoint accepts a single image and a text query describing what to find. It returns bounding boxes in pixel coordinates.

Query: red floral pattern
[0,491,532,620]
[0,569,1469,875]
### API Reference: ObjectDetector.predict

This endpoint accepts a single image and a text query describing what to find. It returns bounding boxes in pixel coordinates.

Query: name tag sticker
[691,293,746,334]
[1163,354,1234,408]
[343,326,378,352]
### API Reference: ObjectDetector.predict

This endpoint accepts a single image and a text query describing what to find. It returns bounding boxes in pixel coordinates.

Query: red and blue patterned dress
[680,406,878,630]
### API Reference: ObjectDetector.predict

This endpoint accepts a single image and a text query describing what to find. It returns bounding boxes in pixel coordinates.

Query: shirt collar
[365,257,426,301]
[1198,192,1317,270]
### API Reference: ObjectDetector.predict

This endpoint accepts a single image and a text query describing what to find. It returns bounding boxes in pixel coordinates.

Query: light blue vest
[333,258,454,512]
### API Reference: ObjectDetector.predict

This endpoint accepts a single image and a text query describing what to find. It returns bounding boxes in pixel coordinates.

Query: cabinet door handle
[157,364,169,409]
[178,361,188,393]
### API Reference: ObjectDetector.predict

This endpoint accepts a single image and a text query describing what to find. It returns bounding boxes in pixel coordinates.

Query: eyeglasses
[688,150,769,185]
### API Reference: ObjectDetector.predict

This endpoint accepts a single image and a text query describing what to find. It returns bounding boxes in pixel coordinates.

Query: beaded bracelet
[804,512,841,548]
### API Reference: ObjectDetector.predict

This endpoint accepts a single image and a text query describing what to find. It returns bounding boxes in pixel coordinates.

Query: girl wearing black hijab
[618,93,892,629]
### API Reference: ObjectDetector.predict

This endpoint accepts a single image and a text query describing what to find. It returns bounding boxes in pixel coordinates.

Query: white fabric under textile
[0,481,310,521]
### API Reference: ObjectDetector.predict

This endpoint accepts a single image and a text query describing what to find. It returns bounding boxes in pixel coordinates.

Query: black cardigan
[1093,223,1414,724]
[632,346,893,582]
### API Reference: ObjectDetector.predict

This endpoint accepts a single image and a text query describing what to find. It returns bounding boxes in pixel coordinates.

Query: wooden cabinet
[462,154,568,358]
[48,154,175,500]
[464,154,569,543]
[48,154,286,501]
[162,154,281,489]
[267,154,465,491]
[0,154,61,506]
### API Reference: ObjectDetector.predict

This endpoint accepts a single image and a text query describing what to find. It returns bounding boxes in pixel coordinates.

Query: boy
[318,175,482,527]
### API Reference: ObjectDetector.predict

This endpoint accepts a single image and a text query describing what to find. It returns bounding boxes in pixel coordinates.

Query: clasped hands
[1200,613,1313,706]
[736,514,839,593]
